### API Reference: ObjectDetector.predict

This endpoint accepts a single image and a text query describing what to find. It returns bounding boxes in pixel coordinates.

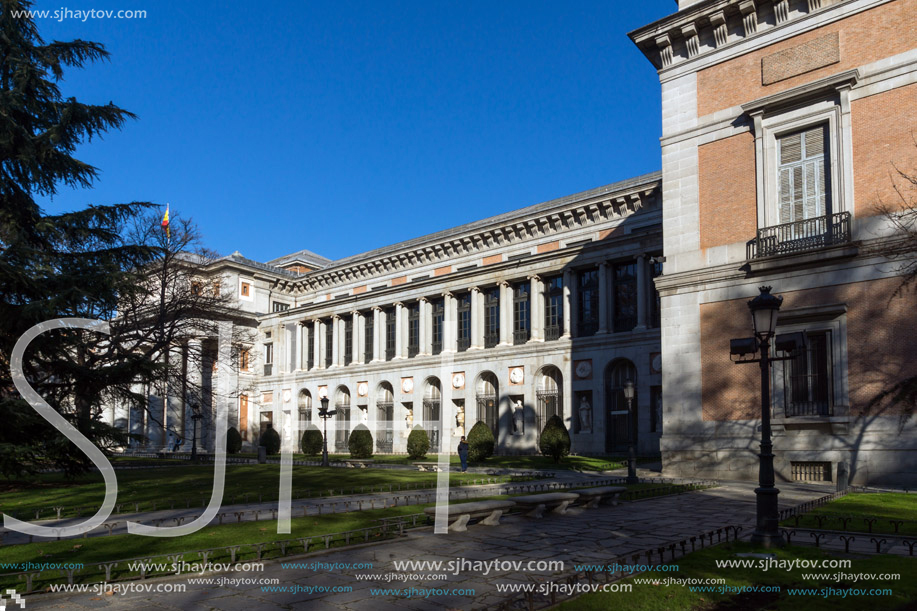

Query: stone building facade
[128,174,665,458]
[630,0,917,485]
[117,0,916,487]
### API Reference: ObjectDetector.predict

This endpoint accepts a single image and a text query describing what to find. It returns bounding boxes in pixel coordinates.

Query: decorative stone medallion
[401,377,414,394]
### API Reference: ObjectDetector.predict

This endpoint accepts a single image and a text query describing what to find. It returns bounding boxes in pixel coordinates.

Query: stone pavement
[30,480,836,611]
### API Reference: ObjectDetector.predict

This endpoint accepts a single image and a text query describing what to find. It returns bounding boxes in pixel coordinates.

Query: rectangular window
[613,262,637,332]
[457,293,471,351]
[778,124,829,226]
[263,343,273,376]
[784,331,833,417]
[513,282,530,345]
[650,385,662,433]
[240,282,251,297]
[544,275,563,340]
[650,259,663,329]
[484,288,500,348]
[344,317,353,365]
[431,298,444,355]
[364,312,374,362]
[408,302,420,357]
[306,327,314,370]
[384,308,396,361]
[272,301,290,312]
[577,269,599,337]
[239,348,250,372]
[324,319,333,367]
[239,394,249,440]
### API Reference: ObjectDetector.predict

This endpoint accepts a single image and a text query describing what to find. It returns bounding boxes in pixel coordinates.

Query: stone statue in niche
[403,408,413,438]
[513,400,524,435]
[454,406,465,437]
[578,396,593,433]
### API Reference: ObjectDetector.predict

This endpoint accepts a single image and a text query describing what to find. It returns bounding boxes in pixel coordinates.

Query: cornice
[285,175,661,297]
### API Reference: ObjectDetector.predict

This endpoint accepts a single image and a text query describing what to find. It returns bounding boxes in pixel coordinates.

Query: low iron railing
[747,212,851,259]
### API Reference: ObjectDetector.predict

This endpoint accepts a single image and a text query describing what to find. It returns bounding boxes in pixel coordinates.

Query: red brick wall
[699,132,758,250]
[697,0,917,117]
[852,82,917,216]
[701,276,917,420]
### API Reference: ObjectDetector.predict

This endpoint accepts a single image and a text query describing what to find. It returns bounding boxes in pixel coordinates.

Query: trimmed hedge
[259,425,281,456]
[539,415,571,463]
[467,421,495,463]
[226,427,242,454]
[407,426,430,460]
[348,425,373,459]
[300,426,323,456]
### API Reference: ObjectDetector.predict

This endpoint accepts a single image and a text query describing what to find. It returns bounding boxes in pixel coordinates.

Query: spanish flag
[161,203,170,240]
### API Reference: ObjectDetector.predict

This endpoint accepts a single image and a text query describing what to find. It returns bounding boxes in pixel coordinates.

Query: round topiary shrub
[259,425,281,456]
[348,425,374,459]
[467,421,495,463]
[539,415,571,463]
[300,426,323,456]
[226,427,242,454]
[407,426,430,460]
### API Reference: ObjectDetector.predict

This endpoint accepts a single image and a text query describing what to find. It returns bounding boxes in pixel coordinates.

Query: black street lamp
[317,396,336,467]
[623,379,639,484]
[730,285,790,548]
[190,402,202,463]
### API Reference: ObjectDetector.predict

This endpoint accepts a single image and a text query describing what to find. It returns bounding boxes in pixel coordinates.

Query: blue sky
[35,0,671,263]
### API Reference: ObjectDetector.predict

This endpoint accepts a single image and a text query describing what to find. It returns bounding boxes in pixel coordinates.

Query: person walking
[457,436,469,473]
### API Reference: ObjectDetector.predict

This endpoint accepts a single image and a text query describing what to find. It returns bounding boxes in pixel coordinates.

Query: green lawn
[0,465,496,520]
[0,500,453,592]
[780,493,917,536]
[559,541,917,611]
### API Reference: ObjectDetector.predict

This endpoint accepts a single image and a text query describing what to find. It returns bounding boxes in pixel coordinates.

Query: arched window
[476,372,499,438]
[334,387,351,452]
[376,383,394,453]
[298,389,312,425]
[536,367,563,438]
[423,379,442,451]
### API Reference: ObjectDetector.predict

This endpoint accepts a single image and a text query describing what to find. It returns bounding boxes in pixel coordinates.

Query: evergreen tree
[0,2,254,477]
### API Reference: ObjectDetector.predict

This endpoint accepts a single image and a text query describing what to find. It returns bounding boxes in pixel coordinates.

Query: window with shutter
[777,125,829,225]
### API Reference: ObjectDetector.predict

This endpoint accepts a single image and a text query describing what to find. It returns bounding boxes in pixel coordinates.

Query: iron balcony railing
[484,332,500,348]
[785,401,833,417]
[545,325,562,341]
[513,329,530,345]
[747,212,851,259]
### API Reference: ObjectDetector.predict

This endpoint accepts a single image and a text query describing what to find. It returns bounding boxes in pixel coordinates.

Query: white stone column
[372,307,382,362]
[185,338,202,447]
[498,281,512,346]
[394,302,405,359]
[419,298,431,355]
[295,323,304,370]
[636,254,648,330]
[444,291,457,353]
[529,275,544,342]
[330,315,341,366]
[598,262,609,334]
[313,319,323,369]
[563,269,574,339]
[470,287,483,349]
[352,311,362,364]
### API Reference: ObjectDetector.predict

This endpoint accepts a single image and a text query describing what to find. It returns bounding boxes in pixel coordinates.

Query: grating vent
[791,461,831,482]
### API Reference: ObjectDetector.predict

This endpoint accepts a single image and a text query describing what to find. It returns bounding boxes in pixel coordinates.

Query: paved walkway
[30,480,838,610]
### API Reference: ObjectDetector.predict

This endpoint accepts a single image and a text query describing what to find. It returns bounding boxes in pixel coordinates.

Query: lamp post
[623,379,638,484]
[318,396,336,467]
[190,402,202,463]
[746,286,785,547]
